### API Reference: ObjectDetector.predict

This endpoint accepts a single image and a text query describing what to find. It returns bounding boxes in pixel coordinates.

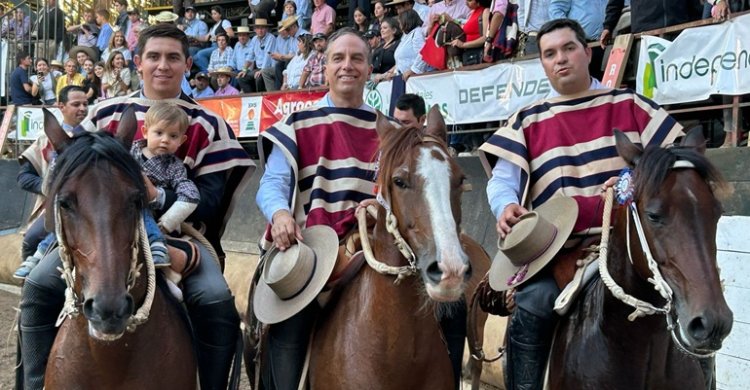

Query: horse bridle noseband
[54,196,157,333]
[599,160,717,359]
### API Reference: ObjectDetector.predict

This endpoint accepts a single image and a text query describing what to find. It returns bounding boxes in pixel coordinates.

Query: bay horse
[305,107,490,389]
[548,128,734,389]
[40,109,196,389]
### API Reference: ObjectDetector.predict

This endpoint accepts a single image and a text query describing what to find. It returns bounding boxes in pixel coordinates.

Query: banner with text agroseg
[260,90,328,131]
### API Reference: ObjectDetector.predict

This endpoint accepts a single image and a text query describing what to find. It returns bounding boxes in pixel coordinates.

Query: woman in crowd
[371,17,401,82]
[101,30,132,66]
[369,1,388,32]
[393,9,432,80]
[30,58,57,105]
[101,51,131,98]
[352,7,370,32]
[282,0,297,21]
[81,58,101,103]
[55,59,85,102]
[281,34,314,90]
[93,61,106,98]
[194,6,235,71]
[449,0,490,67]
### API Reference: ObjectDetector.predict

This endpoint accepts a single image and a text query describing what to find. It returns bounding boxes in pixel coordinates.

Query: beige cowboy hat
[50,60,64,69]
[385,0,413,6]
[236,26,251,34]
[209,66,237,78]
[488,197,578,291]
[251,18,273,27]
[69,45,98,62]
[154,11,179,23]
[254,226,339,324]
[278,15,298,32]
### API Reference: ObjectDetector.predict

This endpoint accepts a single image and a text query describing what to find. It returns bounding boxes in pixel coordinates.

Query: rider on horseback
[479,19,687,389]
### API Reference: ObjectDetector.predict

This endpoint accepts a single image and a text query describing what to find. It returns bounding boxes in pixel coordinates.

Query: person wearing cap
[479,19,684,390]
[125,8,143,53]
[182,5,209,58]
[256,29,380,390]
[363,28,381,48]
[211,67,240,96]
[192,71,214,98]
[95,8,114,53]
[67,8,100,51]
[299,33,327,88]
[268,16,306,91]
[311,0,335,35]
[238,18,276,93]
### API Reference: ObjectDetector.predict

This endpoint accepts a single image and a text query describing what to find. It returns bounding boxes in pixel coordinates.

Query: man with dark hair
[394,93,426,128]
[67,9,100,51]
[114,0,130,34]
[10,51,35,105]
[480,18,686,390]
[95,9,114,53]
[18,23,254,390]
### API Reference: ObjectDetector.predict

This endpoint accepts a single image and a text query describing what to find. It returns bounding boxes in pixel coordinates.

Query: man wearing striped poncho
[479,19,685,390]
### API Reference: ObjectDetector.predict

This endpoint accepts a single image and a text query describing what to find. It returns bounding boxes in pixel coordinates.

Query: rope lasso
[356,205,418,284]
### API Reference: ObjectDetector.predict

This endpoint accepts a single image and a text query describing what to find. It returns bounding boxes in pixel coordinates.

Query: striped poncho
[479,88,684,233]
[259,106,380,247]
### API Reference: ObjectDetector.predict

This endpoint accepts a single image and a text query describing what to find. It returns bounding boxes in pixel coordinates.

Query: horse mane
[633,145,729,200]
[45,131,147,211]
[376,125,448,202]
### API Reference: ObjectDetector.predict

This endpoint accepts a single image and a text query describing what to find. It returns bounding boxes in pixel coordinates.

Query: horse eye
[58,198,73,211]
[393,177,408,189]
[645,212,662,224]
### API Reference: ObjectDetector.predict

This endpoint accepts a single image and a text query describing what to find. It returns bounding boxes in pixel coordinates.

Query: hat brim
[210,70,237,77]
[489,197,578,291]
[69,46,99,62]
[385,0,411,6]
[254,225,339,324]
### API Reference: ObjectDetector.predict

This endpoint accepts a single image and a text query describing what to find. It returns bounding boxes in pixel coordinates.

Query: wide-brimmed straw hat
[69,45,98,62]
[154,11,179,23]
[254,226,339,324]
[251,18,273,27]
[50,60,64,68]
[209,66,237,77]
[489,197,578,291]
[236,26,251,34]
[278,15,298,32]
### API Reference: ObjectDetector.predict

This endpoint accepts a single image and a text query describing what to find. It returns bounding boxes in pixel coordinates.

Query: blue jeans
[193,43,217,72]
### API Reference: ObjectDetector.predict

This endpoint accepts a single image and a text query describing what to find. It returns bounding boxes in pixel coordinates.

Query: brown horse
[548,128,733,389]
[303,107,490,389]
[41,110,197,389]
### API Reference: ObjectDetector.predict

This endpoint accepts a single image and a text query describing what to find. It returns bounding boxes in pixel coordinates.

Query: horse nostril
[82,298,95,319]
[120,295,134,319]
[688,315,710,342]
[425,261,442,284]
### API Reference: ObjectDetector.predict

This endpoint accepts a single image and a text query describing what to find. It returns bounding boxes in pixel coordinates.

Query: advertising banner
[198,97,243,137]
[363,80,393,115]
[406,59,551,124]
[10,107,63,140]
[636,14,750,104]
[260,90,327,131]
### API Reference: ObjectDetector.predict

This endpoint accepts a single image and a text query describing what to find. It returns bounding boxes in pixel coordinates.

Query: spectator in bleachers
[352,7,371,32]
[194,6,236,72]
[5,9,31,40]
[81,58,101,103]
[207,33,235,77]
[67,9,100,54]
[233,26,253,77]
[293,0,314,30]
[50,60,64,76]
[270,17,305,90]
[515,0,551,56]
[10,51,36,105]
[370,1,389,32]
[96,9,114,54]
[483,0,507,61]
[549,0,606,78]
[371,17,401,82]
[388,0,429,25]
[181,5,208,58]
[69,47,95,75]
[283,0,298,21]
[423,0,471,37]
[239,18,277,93]
[349,0,372,30]
[212,67,240,96]
[600,0,702,46]
[449,0,490,67]
[114,0,129,35]
[364,28,382,48]
[101,51,131,98]
[30,58,58,105]
[394,93,427,128]
[55,59,85,102]
[192,71,215,98]
[125,8,143,53]
[102,30,133,67]
[300,33,327,87]
[34,0,66,61]
[281,33,314,90]
[312,0,336,35]
[393,10,431,79]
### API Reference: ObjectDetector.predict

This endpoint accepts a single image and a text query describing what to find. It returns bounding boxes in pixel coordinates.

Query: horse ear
[680,126,707,155]
[614,129,643,166]
[375,109,396,139]
[43,108,71,151]
[424,105,447,142]
[115,106,139,147]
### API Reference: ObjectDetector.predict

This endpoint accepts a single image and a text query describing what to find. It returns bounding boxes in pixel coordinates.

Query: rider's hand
[600,176,618,199]
[142,173,159,202]
[497,203,528,239]
[599,29,611,49]
[271,210,303,251]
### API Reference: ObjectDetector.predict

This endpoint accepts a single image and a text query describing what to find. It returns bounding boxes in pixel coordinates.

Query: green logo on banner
[366,89,383,111]
[643,42,667,98]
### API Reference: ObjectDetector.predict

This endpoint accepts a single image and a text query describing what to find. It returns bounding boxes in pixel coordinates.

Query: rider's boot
[263,303,319,390]
[19,281,63,390]
[440,300,468,390]
[504,307,556,390]
[190,297,241,390]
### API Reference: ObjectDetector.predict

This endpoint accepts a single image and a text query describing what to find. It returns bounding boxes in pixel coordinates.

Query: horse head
[43,107,146,341]
[614,127,733,353]
[374,105,470,302]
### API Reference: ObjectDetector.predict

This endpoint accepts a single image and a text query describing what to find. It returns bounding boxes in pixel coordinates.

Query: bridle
[54,195,156,334]
[599,160,717,359]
